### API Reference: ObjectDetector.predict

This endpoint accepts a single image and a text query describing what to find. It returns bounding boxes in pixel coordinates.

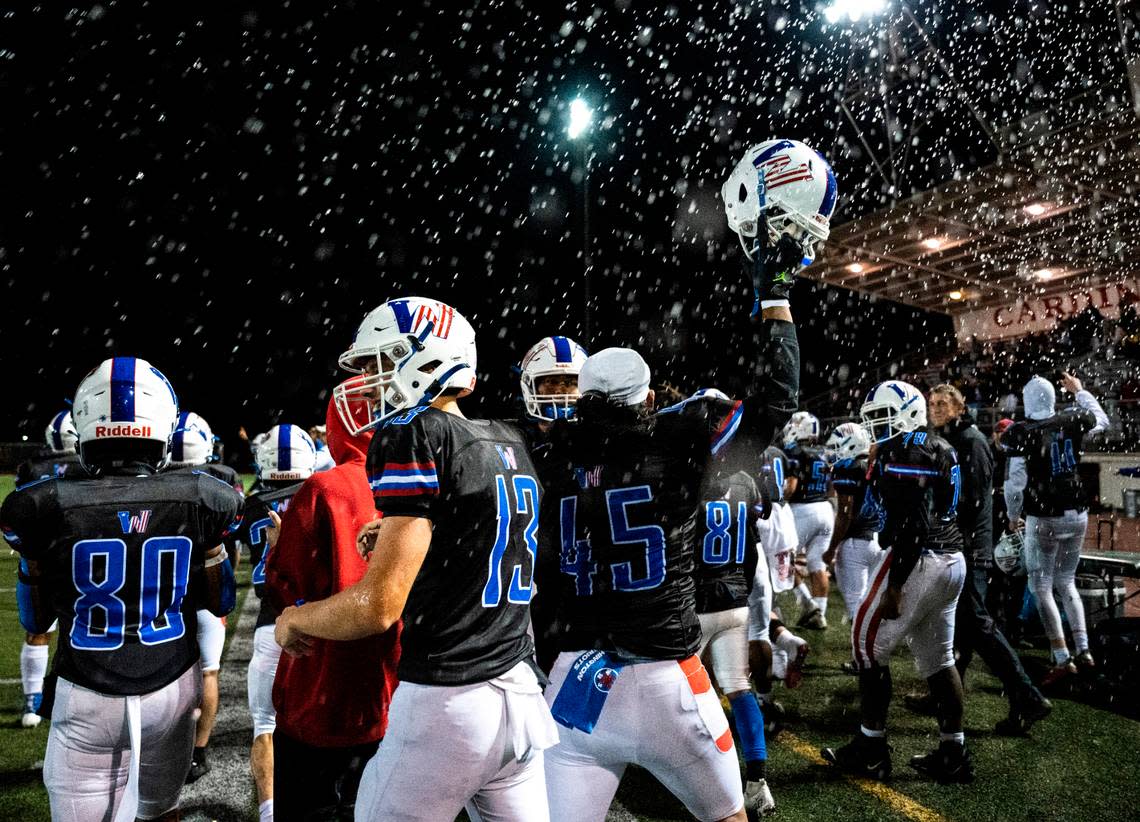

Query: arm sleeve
[1075,390,1110,435]
[741,319,800,446]
[960,434,993,543]
[1004,457,1028,523]
[367,414,441,519]
[198,478,245,551]
[1,487,43,560]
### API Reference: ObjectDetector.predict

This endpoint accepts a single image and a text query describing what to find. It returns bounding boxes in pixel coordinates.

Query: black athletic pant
[954,563,1035,701]
[273,729,380,822]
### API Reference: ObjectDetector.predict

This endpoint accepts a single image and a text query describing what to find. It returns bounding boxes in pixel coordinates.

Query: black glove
[746,232,803,315]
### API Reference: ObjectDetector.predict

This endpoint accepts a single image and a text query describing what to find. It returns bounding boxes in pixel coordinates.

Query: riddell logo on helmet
[95,424,152,437]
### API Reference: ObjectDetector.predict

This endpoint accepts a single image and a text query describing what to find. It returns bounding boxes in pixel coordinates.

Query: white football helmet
[994,531,1025,576]
[520,335,588,421]
[824,421,872,463]
[861,381,927,443]
[45,410,78,454]
[256,424,318,481]
[781,411,821,448]
[169,411,215,467]
[334,297,478,435]
[72,356,179,468]
[721,138,839,261]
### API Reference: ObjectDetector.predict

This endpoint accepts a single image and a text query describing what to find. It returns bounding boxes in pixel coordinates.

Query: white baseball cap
[579,347,652,406]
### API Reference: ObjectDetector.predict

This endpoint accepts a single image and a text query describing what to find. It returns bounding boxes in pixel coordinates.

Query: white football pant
[697,607,751,695]
[44,662,201,822]
[747,547,773,643]
[196,609,225,672]
[247,624,281,738]
[791,501,835,573]
[852,550,965,679]
[834,535,881,620]
[544,652,743,822]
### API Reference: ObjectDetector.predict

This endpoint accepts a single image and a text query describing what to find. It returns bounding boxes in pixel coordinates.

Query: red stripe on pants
[852,550,892,667]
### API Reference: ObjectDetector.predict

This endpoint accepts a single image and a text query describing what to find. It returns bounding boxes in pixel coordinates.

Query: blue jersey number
[560,485,667,594]
[702,501,748,566]
[482,474,540,607]
[248,517,273,586]
[1050,437,1077,476]
[807,460,829,495]
[71,536,193,651]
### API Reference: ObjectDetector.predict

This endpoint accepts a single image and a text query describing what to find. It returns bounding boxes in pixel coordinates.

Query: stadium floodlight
[823,0,888,24]
[568,98,593,139]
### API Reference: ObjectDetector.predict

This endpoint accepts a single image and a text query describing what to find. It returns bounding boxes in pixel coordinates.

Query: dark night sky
[2,1,1129,447]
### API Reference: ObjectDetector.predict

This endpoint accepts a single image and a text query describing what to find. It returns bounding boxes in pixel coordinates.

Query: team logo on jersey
[495,445,518,470]
[593,667,619,693]
[389,299,455,339]
[575,465,603,489]
[117,510,152,534]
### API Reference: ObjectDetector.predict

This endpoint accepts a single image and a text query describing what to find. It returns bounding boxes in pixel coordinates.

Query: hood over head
[1023,375,1056,421]
[326,386,373,465]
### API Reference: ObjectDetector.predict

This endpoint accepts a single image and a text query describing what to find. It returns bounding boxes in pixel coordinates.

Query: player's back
[787,444,831,503]
[872,429,962,553]
[541,400,740,660]
[241,481,304,628]
[0,470,242,695]
[16,450,86,487]
[1005,410,1095,515]
[367,407,540,685]
[692,470,761,614]
[832,456,881,540]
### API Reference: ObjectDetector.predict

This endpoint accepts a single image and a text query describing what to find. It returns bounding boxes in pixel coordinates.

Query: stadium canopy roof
[804,93,1140,320]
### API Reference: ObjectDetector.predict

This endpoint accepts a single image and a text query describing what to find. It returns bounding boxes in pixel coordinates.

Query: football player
[823,422,881,621]
[520,335,589,433]
[1003,372,1108,683]
[822,381,972,784]
[690,390,774,816]
[15,410,85,727]
[275,297,558,821]
[782,411,835,629]
[1,356,242,822]
[163,410,241,782]
[239,424,317,820]
[540,137,824,822]
[309,424,337,472]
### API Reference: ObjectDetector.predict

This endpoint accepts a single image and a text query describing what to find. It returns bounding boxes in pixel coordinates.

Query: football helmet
[690,387,731,402]
[520,335,588,421]
[45,410,78,454]
[334,297,477,435]
[72,356,179,469]
[824,421,872,463]
[169,411,216,467]
[721,138,839,262]
[861,381,927,443]
[256,424,317,481]
[994,531,1025,576]
[781,411,821,448]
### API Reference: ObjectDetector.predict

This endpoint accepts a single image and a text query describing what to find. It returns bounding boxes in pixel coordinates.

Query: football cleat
[1040,659,1077,688]
[799,609,827,631]
[1074,650,1096,673]
[995,691,1052,736]
[185,751,210,785]
[821,734,892,781]
[908,741,975,784]
[784,642,810,689]
[744,778,776,818]
[21,693,42,728]
[841,660,860,676]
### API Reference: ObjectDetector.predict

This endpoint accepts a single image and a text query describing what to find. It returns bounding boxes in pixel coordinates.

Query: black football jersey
[832,456,881,541]
[692,470,761,614]
[787,444,831,503]
[367,407,540,686]
[1002,409,1096,516]
[166,461,243,494]
[870,428,963,588]
[16,450,86,487]
[238,481,304,629]
[540,393,785,660]
[0,470,243,696]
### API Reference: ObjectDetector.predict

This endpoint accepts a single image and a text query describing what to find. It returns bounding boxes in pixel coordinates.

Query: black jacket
[937,415,994,565]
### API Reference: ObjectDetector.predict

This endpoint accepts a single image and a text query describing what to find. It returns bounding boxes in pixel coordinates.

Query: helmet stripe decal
[51,411,66,452]
[171,411,190,463]
[278,424,293,471]
[752,140,795,167]
[818,157,838,217]
[887,383,906,399]
[110,357,136,422]
[552,336,572,364]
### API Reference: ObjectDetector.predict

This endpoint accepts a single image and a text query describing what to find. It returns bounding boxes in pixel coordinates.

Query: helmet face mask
[334,298,477,435]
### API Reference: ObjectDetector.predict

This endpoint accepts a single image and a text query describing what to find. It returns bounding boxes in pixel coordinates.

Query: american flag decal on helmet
[390,300,455,339]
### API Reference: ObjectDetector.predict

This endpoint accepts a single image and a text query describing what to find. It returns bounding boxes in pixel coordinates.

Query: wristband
[204,547,229,569]
[760,299,790,310]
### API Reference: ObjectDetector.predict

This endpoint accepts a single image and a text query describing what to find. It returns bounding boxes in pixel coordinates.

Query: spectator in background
[910,386,1052,735]
[265,389,400,822]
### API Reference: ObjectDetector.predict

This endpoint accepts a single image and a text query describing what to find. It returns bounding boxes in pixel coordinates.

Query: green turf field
[1,471,1138,821]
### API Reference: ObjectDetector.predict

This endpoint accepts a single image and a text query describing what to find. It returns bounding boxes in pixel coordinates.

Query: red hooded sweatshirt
[266,394,400,748]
